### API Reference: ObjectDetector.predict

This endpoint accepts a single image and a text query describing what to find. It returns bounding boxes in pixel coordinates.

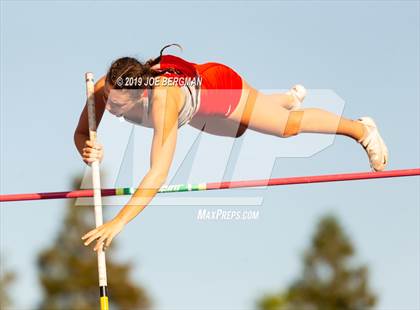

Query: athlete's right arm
[74,76,107,165]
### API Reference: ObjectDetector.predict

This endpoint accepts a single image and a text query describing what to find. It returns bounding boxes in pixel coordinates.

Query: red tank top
[158,55,199,81]
[158,54,243,118]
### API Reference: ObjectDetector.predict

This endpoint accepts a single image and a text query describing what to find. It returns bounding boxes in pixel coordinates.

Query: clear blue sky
[1,1,419,309]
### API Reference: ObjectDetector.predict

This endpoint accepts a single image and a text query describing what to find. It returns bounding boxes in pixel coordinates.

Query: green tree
[258,214,377,310]
[37,179,151,310]
[0,255,16,309]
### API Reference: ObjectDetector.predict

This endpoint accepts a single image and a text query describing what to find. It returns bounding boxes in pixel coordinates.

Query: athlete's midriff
[159,55,243,118]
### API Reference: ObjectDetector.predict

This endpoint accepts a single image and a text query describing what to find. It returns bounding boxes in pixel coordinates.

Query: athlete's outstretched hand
[82,217,125,252]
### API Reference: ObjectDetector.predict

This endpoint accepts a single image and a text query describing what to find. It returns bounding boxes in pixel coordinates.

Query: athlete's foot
[357,117,389,172]
[286,84,307,110]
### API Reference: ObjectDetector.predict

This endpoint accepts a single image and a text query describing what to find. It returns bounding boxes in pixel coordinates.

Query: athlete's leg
[244,82,305,110]
[228,80,388,171]
[228,81,365,141]
[264,93,296,110]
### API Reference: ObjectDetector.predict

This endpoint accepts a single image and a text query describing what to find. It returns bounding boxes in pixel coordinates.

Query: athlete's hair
[105,43,183,91]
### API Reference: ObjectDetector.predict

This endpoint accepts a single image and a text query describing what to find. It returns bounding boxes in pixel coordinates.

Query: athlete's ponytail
[159,43,183,57]
[144,43,183,68]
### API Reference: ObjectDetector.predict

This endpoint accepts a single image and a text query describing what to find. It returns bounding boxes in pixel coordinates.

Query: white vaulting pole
[85,72,109,310]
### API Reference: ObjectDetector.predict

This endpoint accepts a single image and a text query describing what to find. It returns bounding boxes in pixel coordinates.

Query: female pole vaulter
[76,44,388,252]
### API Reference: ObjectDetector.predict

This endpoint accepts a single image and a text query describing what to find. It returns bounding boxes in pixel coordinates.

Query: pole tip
[85,72,94,82]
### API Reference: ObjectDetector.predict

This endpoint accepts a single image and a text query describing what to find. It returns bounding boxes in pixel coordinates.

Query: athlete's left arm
[82,85,183,252]
[116,85,181,219]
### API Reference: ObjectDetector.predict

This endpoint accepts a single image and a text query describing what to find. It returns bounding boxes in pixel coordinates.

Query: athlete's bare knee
[281,111,304,137]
